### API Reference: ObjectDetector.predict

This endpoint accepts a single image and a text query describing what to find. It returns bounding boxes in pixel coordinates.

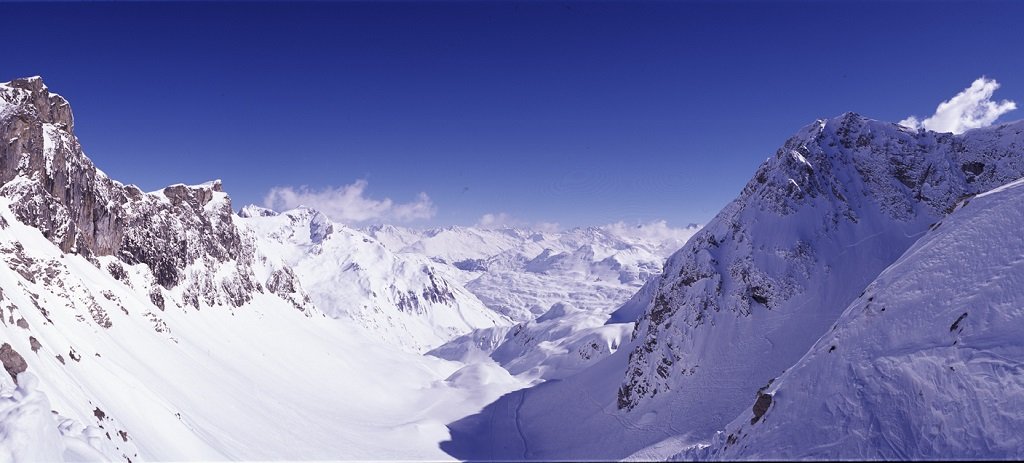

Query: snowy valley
[1,74,1023,463]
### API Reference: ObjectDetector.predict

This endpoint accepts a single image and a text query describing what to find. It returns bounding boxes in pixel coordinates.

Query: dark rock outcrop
[0,343,27,382]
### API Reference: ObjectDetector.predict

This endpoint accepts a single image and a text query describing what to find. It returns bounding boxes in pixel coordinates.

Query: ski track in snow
[514,388,529,459]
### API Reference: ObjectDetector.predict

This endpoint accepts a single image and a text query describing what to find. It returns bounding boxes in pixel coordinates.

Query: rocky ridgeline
[619,113,1024,411]
[0,77,312,313]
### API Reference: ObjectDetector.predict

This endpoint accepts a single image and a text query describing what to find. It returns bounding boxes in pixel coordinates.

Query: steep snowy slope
[686,176,1024,460]
[239,207,510,352]
[443,113,1024,461]
[618,113,1024,419]
[0,76,529,460]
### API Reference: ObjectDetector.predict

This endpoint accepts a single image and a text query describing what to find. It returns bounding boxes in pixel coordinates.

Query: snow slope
[239,207,511,352]
[443,113,1024,461]
[685,176,1024,460]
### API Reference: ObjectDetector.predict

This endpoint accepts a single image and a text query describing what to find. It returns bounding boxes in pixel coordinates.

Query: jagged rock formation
[0,76,311,313]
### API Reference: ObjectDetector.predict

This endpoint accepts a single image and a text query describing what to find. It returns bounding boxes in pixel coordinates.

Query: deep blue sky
[3,1,1023,227]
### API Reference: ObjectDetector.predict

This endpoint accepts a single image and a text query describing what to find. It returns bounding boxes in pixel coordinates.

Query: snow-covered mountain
[618,112,1024,419]
[370,222,698,378]
[443,113,1024,461]
[0,76,528,460]
[686,176,1024,460]
[365,223,699,322]
[239,206,510,352]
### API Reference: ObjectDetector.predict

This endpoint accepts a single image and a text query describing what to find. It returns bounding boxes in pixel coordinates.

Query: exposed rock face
[619,113,1024,416]
[0,77,311,312]
[0,343,27,382]
[0,76,122,256]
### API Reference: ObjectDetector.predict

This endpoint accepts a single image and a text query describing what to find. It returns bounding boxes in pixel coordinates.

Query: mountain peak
[8,75,46,88]
[617,106,1024,415]
[0,78,312,312]
[238,204,279,218]
[1,75,74,130]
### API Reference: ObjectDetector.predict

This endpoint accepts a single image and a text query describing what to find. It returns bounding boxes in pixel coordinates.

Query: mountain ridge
[442,111,1024,461]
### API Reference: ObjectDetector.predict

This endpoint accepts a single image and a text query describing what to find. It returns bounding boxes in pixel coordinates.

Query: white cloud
[899,77,1017,134]
[601,220,701,249]
[476,212,516,228]
[263,180,436,224]
[475,212,561,232]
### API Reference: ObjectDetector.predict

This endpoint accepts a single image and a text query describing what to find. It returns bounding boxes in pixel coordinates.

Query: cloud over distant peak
[475,212,561,232]
[476,212,515,228]
[600,220,700,249]
[899,77,1017,134]
[264,180,436,224]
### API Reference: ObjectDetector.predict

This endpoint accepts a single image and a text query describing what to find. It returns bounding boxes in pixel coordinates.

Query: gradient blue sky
[3,1,1023,227]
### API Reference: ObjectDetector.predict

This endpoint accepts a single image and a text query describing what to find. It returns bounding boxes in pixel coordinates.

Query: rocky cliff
[0,76,311,313]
